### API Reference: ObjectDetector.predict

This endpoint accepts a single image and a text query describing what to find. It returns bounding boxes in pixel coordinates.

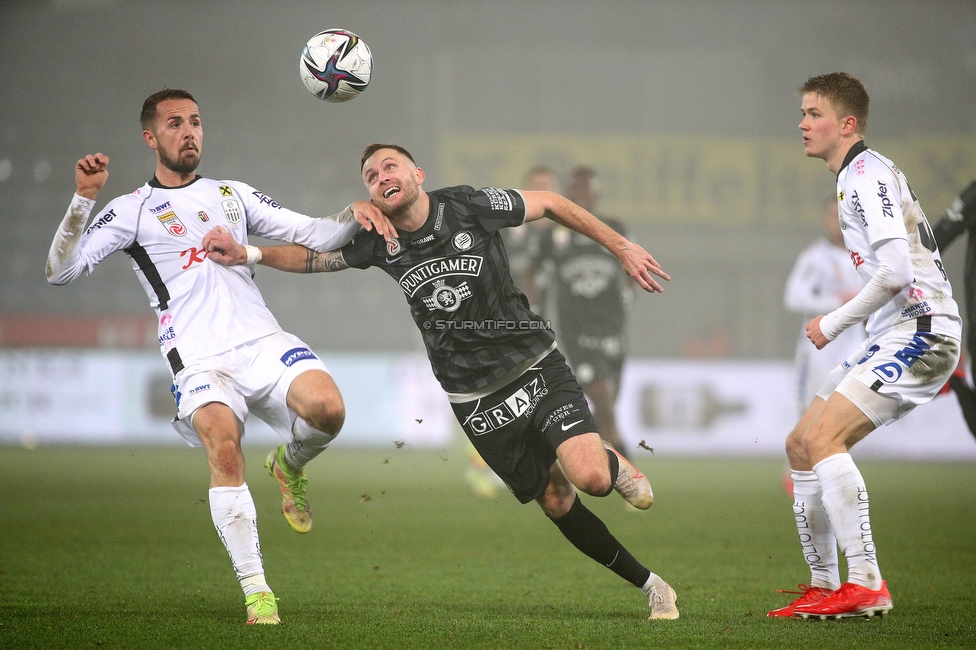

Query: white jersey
[48,176,359,375]
[836,142,961,339]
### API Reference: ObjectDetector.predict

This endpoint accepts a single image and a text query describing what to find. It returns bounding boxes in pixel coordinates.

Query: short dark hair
[799,72,869,135]
[141,89,197,131]
[361,143,415,170]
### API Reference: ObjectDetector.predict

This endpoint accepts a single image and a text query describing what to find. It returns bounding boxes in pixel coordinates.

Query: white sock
[285,417,338,470]
[790,470,840,590]
[209,484,270,595]
[640,572,663,596]
[813,453,883,590]
[241,574,272,598]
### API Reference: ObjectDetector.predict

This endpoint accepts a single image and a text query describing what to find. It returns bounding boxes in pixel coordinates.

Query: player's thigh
[800,390,877,464]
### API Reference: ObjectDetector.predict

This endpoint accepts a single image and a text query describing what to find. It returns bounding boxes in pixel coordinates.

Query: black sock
[548,495,651,588]
[597,448,619,497]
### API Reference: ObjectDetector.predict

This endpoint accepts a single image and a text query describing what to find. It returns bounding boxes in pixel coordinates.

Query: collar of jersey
[149,174,204,190]
[836,140,868,179]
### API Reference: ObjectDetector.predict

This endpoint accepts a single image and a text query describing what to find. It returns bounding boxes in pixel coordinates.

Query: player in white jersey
[45,89,394,625]
[784,200,867,416]
[768,73,961,620]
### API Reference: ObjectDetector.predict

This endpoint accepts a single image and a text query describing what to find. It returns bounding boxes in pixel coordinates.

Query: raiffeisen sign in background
[1,350,972,460]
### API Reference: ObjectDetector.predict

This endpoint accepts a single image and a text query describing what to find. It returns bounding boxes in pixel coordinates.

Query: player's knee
[540,482,576,517]
[573,465,612,497]
[305,399,345,436]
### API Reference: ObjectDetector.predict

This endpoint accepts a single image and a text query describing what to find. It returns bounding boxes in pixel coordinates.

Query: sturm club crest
[387,238,402,256]
[422,279,472,312]
[452,231,473,251]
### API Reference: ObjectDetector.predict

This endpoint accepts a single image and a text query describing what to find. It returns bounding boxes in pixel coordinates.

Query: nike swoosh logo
[385,256,403,264]
[560,419,583,431]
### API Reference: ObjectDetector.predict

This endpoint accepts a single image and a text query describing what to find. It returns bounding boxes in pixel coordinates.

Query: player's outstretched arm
[47,154,111,284]
[521,190,670,293]
[203,226,348,273]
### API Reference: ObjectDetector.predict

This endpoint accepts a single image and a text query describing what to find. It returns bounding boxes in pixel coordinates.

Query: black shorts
[451,348,598,504]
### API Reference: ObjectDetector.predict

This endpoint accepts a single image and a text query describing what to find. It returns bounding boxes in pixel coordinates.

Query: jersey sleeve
[338,230,381,269]
[46,194,138,285]
[232,181,361,252]
[457,186,527,232]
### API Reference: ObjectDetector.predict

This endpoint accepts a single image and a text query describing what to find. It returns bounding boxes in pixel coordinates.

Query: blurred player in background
[45,89,391,625]
[204,143,680,620]
[537,167,633,457]
[504,165,559,313]
[770,73,961,620]
[932,180,976,439]
[784,199,867,418]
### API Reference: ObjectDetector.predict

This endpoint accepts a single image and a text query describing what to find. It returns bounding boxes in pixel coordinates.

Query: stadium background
[1,0,976,454]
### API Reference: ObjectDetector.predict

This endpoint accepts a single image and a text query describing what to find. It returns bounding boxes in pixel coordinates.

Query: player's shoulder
[100,181,156,213]
[431,185,476,201]
[843,145,900,184]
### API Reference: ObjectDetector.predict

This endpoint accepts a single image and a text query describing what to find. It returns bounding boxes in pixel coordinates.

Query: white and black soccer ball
[299,29,372,102]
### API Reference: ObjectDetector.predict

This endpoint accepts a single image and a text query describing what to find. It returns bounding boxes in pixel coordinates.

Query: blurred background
[2,0,976,453]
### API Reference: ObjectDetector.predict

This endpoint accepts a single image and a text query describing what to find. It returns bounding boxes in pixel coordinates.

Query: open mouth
[383,186,401,199]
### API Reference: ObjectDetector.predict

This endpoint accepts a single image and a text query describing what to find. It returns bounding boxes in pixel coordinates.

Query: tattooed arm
[203,225,349,273]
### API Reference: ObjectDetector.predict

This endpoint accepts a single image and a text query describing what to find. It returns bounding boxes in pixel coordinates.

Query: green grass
[1,445,974,649]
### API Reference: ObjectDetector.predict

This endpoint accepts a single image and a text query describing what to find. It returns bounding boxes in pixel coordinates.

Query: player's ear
[142,129,157,149]
[841,115,858,137]
[414,166,425,185]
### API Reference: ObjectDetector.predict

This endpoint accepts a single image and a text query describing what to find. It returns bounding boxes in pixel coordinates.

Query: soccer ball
[299,29,372,102]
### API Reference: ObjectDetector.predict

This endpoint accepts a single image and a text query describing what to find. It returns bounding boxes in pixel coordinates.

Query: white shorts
[817,321,960,426]
[170,331,330,447]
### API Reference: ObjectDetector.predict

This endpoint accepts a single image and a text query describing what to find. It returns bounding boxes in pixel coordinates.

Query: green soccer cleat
[245,591,280,625]
[266,445,312,533]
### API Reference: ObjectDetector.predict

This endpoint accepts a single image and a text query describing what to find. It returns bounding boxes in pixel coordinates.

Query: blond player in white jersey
[768,73,961,620]
[45,89,395,625]
[784,200,867,416]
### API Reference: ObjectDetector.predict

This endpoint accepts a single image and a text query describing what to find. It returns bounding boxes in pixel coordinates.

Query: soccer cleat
[266,445,311,533]
[767,584,834,617]
[646,577,679,620]
[245,591,280,625]
[605,442,653,509]
[794,581,893,619]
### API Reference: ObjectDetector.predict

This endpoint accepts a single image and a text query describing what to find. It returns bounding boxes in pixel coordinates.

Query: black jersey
[539,217,629,340]
[340,185,556,395]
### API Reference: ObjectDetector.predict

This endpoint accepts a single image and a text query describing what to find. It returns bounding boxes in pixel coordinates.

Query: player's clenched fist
[75,153,109,200]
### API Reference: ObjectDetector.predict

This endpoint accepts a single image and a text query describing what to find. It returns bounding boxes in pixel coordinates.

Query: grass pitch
[1,445,974,649]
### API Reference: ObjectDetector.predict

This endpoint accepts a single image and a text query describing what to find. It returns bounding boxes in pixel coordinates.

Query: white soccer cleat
[646,577,679,620]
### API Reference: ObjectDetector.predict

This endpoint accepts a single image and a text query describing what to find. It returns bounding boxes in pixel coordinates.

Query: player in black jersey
[933,180,976,439]
[537,167,632,456]
[204,144,679,619]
